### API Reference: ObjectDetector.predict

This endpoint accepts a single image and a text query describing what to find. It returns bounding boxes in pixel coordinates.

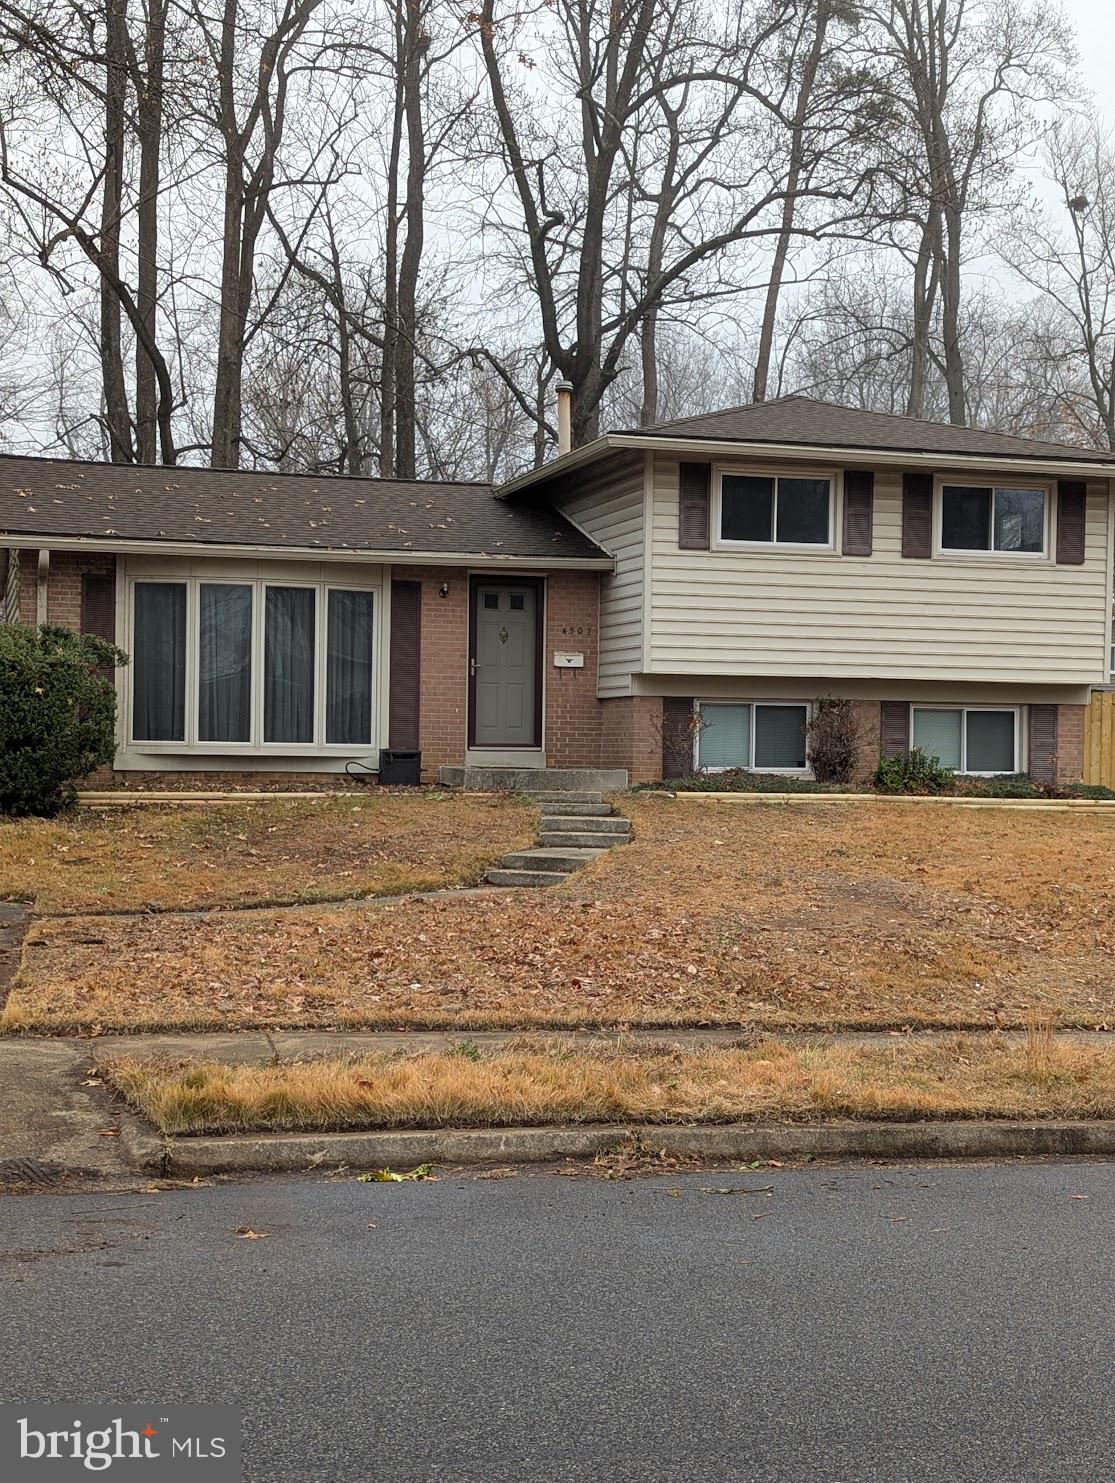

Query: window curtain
[966,711,1015,773]
[326,590,374,745]
[754,705,807,768]
[199,584,252,743]
[698,704,750,769]
[912,709,962,770]
[132,583,186,741]
[265,587,315,743]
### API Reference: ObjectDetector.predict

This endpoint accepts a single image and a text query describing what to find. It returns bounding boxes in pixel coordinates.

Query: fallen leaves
[356,1164,437,1183]
[7,797,1115,1034]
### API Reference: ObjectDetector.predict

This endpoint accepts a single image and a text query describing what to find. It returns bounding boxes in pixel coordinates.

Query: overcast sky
[1063,0,1115,104]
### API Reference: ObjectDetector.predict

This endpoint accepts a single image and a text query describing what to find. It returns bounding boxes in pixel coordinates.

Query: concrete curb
[127,1118,1115,1176]
[664,792,1115,811]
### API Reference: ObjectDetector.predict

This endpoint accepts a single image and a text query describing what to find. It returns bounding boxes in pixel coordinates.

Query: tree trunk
[100,0,133,462]
[379,5,406,480]
[907,217,938,419]
[394,11,428,480]
[752,0,830,404]
[211,0,246,468]
[940,201,966,424]
[134,0,166,464]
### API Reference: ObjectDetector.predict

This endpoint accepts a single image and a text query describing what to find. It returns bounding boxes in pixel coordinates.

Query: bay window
[940,484,1047,556]
[911,706,1018,774]
[129,577,377,751]
[697,702,809,772]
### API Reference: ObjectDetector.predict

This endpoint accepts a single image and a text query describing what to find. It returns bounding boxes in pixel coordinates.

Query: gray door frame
[467,576,544,749]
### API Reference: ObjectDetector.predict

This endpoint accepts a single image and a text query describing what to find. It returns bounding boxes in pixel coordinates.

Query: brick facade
[17,550,116,628]
[1053,704,1086,785]
[601,696,664,784]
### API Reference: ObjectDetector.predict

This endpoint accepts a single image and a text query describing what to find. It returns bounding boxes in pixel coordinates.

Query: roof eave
[498,432,1115,492]
[0,533,614,570]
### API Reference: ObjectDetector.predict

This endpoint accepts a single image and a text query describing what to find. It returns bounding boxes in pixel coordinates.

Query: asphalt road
[1,1162,1111,1482]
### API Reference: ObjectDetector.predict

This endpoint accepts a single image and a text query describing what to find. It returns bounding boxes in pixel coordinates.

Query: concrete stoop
[485,790,631,888]
[439,766,629,793]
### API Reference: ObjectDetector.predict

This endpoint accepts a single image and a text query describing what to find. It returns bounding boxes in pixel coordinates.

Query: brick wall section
[601,696,664,784]
[543,570,601,767]
[406,565,469,778]
[17,551,116,628]
[1055,703,1085,784]
[849,701,882,784]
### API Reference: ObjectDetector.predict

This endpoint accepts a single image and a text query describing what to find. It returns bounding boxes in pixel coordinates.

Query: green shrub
[806,696,860,784]
[872,747,954,794]
[664,769,863,794]
[0,624,127,816]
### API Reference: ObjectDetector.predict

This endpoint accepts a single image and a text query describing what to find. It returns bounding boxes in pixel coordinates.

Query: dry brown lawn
[5,795,1115,1035]
[0,793,532,914]
[102,1032,1115,1135]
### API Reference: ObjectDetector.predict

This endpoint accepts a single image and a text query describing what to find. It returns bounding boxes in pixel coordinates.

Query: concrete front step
[486,868,569,888]
[539,814,629,834]
[498,847,606,874]
[538,831,631,849]
[439,766,628,793]
[537,800,611,816]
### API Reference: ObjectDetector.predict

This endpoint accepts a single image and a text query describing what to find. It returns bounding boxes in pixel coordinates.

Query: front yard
[0,792,533,914]
[4,794,1115,1033]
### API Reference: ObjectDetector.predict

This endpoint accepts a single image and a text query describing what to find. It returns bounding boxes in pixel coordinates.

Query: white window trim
[933,477,1053,562]
[694,700,812,775]
[909,704,1022,776]
[125,574,381,756]
[712,465,840,553]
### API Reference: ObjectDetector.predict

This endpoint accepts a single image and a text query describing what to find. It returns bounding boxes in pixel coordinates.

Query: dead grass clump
[101,1036,1115,1136]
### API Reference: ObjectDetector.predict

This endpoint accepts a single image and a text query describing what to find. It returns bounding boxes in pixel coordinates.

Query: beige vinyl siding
[649,455,1111,685]
[557,452,645,697]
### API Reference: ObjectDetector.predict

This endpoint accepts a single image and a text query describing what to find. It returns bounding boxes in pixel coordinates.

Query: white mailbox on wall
[553,651,585,669]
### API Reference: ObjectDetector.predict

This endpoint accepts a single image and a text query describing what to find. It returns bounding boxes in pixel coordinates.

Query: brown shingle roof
[0,454,608,561]
[622,395,1115,463]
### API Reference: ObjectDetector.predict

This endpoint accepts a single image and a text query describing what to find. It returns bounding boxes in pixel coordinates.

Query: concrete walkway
[0,1039,136,1187]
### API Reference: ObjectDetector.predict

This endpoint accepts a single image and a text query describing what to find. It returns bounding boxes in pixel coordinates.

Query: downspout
[36,549,49,626]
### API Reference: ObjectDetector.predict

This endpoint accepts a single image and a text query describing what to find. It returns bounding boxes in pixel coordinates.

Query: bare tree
[1008,123,1115,450]
[858,0,1072,423]
[472,0,878,447]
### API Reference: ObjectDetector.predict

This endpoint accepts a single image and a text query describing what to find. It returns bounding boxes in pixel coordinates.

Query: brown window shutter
[661,698,695,780]
[388,580,422,750]
[1028,704,1058,784]
[901,472,933,558]
[880,701,910,757]
[80,572,115,643]
[678,462,710,550]
[1056,481,1086,564]
[842,469,874,555]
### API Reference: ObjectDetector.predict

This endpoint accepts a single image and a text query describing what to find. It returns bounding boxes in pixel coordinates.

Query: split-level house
[1,396,1112,787]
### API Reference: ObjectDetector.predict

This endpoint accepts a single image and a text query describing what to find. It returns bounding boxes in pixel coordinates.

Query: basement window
[697,702,809,773]
[910,706,1019,774]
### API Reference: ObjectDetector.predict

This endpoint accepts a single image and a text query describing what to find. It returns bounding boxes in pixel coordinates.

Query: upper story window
[717,471,833,547]
[939,483,1047,556]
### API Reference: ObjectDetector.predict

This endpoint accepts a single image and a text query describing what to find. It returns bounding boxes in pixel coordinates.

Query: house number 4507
[561,625,592,636]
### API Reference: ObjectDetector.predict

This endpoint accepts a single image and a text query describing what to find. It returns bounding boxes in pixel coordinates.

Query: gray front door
[472,582,539,747]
